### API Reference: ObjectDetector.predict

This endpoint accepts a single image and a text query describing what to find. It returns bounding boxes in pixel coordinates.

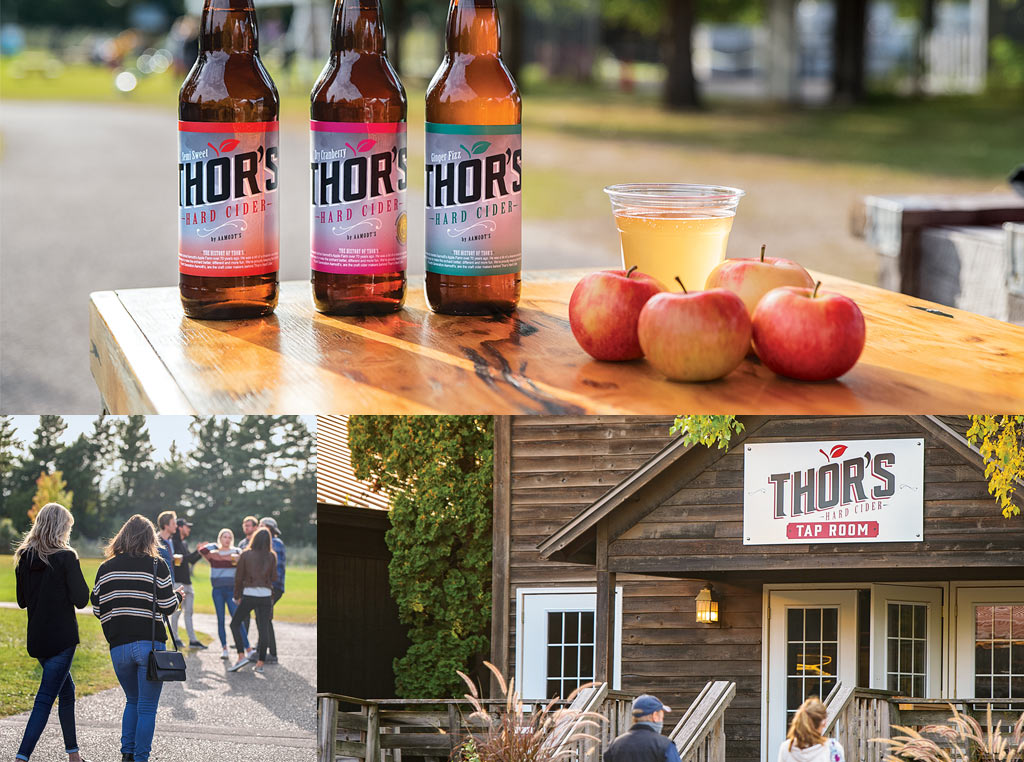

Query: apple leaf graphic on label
[829,445,848,460]
[219,139,240,154]
[357,139,377,153]
[471,141,491,155]
[207,142,219,155]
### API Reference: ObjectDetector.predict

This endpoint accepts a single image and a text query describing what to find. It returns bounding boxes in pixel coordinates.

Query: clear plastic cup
[605,184,746,291]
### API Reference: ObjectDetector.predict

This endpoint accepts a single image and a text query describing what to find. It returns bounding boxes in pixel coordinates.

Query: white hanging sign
[743,438,925,545]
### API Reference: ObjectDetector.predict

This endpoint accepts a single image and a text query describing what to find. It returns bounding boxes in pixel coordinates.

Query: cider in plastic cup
[604,184,745,291]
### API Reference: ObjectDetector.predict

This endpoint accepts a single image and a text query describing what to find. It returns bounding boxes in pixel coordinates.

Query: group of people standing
[12,502,287,762]
[154,509,286,672]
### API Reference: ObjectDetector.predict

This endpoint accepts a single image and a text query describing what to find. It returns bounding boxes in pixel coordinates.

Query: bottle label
[178,121,280,277]
[311,121,408,275]
[425,123,522,276]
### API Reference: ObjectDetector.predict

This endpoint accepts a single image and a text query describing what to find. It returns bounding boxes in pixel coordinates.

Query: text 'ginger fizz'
[425,0,523,315]
[311,0,408,315]
[178,0,280,320]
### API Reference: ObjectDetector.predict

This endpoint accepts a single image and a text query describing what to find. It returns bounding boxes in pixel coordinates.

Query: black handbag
[146,558,187,682]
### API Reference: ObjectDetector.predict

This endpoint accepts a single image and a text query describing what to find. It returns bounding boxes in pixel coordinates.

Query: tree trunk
[832,0,868,104]
[664,0,700,110]
[914,0,936,95]
[389,0,407,75]
[504,0,525,86]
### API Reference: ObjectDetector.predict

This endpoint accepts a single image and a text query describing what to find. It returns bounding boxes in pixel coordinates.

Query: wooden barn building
[489,416,1024,762]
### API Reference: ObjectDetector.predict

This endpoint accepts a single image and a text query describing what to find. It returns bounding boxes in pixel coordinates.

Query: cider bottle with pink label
[178,0,280,320]
[311,0,409,316]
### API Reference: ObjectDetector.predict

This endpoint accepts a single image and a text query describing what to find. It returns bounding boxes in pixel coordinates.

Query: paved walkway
[0,611,315,761]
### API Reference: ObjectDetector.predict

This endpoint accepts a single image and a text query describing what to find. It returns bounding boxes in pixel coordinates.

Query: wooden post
[594,522,617,686]
[319,696,339,762]
[365,703,380,762]
[490,416,512,698]
[448,704,461,755]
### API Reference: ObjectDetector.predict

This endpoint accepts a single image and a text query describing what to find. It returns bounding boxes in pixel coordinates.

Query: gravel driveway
[0,612,316,760]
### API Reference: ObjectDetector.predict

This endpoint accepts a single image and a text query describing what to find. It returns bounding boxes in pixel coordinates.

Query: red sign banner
[785,521,880,540]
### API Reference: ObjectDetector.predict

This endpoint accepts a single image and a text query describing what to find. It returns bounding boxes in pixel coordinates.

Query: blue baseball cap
[632,694,672,716]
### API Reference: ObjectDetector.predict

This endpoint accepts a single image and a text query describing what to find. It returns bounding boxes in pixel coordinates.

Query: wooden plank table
[89,270,1024,415]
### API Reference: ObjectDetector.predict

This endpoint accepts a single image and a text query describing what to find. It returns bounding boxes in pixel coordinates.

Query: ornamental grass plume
[453,662,606,762]
[872,704,1024,762]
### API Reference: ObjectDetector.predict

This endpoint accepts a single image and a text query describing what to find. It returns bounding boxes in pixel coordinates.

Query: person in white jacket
[777,697,845,762]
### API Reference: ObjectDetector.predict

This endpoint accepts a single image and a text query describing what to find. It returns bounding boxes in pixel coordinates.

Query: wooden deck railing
[824,684,1024,762]
[669,681,736,762]
[317,686,636,762]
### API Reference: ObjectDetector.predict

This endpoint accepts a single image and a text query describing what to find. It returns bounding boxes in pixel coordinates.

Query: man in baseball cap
[604,694,681,762]
[170,517,206,649]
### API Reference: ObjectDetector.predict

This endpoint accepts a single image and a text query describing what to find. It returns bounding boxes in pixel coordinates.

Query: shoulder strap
[152,558,180,652]
[151,558,159,645]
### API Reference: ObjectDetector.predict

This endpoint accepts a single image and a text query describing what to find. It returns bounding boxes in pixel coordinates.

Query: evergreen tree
[0,416,24,511]
[6,416,68,529]
[112,416,158,520]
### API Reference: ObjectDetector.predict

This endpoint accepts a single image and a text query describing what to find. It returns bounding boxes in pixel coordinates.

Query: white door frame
[763,588,859,762]
[515,586,623,698]
[952,583,1024,698]
[870,584,946,697]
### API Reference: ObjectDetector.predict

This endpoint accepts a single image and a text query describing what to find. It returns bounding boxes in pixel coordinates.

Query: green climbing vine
[671,415,745,449]
[348,416,494,697]
[967,415,1024,518]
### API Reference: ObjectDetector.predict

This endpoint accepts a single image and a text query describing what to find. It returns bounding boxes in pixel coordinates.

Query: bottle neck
[332,0,387,55]
[200,0,259,54]
[446,0,501,56]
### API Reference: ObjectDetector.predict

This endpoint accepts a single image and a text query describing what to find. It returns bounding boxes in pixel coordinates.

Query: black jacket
[170,532,201,585]
[605,724,676,762]
[16,548,91,659]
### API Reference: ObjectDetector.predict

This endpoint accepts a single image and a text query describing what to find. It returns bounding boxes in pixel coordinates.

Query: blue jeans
[16,645,79,760]
[110,641,165,762]
[211,586,249,649]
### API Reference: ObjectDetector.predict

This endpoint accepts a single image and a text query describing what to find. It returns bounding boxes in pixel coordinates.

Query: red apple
[752,282,866,381]
[705,245,816,315]
[570,267,667,362]
[637,284,752,382]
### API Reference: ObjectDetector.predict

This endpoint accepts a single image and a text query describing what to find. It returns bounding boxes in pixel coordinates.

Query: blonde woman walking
[777,698,844,762]
[13,503,92,762]
[91,515,184,762]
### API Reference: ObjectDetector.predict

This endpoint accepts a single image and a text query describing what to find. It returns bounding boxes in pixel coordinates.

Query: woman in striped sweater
[197,528,250,660]
[91,515,184,762]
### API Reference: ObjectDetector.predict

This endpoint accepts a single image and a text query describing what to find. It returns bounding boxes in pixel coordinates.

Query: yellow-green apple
[752,282,866,381]
[705,246,816,315]
[637,282,752,382]
[570,267,667,362]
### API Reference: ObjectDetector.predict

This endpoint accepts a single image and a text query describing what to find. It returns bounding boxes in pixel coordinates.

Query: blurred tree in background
[0,415,317,549]
[29,471,74,521]
[5,0,184,29]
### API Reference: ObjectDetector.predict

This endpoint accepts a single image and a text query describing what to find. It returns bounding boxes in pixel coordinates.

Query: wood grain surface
[88,270,1024,415]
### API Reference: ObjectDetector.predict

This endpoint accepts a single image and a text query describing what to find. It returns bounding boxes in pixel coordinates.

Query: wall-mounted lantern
[695,585,720,625]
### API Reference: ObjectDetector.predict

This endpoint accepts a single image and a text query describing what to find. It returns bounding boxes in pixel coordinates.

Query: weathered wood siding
[505,416,761,762]
[503,415,1015,762]
[610,416,1019,579]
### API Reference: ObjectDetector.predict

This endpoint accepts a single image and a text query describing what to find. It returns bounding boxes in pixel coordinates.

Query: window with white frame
[516,588,622,699]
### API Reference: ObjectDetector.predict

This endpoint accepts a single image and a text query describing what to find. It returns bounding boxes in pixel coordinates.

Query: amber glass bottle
[311,0,408,316]
[178,0,280,320]
[425,0,523,315]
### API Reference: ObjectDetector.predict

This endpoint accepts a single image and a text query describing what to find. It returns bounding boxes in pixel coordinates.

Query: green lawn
[0,556,317,624]
[0,608,120,717]
[2,58,1018,180]
[0,608,211,717]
